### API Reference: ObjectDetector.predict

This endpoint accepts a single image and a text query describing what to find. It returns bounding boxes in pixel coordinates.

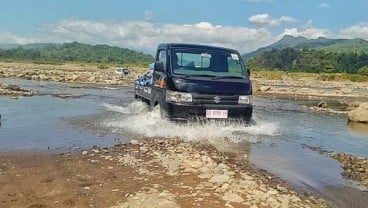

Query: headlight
[166,90,192,103]
[238,95,252,104]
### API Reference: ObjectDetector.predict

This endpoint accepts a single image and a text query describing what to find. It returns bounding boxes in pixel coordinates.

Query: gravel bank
[327,152,368,188]
[304,145,368,188]
[0,139,329,208]
[0,83,36,97]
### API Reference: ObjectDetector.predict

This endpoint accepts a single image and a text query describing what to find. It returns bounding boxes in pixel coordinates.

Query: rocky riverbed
[305,145,368,189]
[0,83,36,97]
[252,75,368,100]
[0,138,329,208]
[0,62,145,86]
[328,152,368,188]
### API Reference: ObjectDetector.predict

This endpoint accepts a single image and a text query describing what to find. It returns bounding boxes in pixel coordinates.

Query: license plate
[206,110,228,119]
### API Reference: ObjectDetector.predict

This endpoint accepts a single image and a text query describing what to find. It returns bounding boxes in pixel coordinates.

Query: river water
[1,78,368,205]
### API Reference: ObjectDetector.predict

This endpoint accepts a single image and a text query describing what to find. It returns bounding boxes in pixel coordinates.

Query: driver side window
[158,50,166,71]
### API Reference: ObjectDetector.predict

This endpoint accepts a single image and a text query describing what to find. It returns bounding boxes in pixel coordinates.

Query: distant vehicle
[115,67,129,75]
[134,43,253,122]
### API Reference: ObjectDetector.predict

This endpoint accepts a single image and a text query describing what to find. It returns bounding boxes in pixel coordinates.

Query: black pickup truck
[134,43,253,122]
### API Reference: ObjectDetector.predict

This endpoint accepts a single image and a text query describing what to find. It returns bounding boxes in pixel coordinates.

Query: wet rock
[348,122,368,134]
[0,83,36,96]
[52,94,81,99]
[318,101,327,108]
[276,184,288,193]
[348,102,368,123]
[326,150,368,188]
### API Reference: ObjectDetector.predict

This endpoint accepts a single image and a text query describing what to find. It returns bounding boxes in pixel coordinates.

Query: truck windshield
[171,48,247,78]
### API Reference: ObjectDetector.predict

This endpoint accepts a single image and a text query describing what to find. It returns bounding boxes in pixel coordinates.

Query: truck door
[152,48,167,104]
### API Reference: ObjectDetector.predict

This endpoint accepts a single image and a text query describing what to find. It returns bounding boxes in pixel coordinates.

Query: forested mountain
[244,35,368,59]
[0,42,154,65]
[245,36,368,75]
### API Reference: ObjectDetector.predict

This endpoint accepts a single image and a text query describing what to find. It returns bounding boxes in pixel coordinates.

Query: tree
[358,66,368,76]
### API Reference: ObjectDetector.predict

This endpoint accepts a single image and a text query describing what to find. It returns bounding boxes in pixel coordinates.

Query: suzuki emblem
[214,96,221,103]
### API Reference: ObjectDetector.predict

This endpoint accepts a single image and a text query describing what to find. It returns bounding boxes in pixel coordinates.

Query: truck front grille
[192,94,238,105]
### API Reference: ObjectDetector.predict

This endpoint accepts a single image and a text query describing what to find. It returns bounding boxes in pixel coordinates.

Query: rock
[88,76,97,82]
[348,122,368,134]
[222,192,244,203]
[318,101,327,108]
[72,74,79,81]
[92,149,100,154]
[209,174,230,186]
[348,102,368,123]
[349,101,361,109]
[276,184,288,193]
[82,151,88,155]
[39,74,47,80]
[260,86,272,92]
[53,94,81,99]
[130,140,139,145]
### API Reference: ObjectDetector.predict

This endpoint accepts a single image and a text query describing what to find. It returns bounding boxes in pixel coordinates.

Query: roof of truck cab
[158,43,239,53]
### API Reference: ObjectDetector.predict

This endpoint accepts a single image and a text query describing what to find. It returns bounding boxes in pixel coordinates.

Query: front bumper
[162,102,253,122]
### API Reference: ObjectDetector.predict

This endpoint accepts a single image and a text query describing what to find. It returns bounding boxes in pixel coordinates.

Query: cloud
[39,19,275,53]
[339,23,368,40]
[248,14,297,27]
[0,32,39,45]
[317,3,330,9]
[4,19,368,54]
[280,27,331,39]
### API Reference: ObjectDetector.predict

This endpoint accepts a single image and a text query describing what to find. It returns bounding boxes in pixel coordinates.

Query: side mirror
[154,61,165,72]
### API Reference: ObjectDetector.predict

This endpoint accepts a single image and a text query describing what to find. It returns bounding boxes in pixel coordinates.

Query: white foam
[102,101,280,143]
[102,102,148,114]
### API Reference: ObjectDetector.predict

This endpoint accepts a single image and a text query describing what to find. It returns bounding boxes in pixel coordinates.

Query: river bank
[0,138,329,208]
[1,62,367,116]
[1,62,368,101]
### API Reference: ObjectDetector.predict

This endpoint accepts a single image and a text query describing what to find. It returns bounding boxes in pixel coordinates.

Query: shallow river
[1,78,368,205]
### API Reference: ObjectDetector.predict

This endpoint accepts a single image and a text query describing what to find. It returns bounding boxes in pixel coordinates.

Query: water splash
[102,101,280,143]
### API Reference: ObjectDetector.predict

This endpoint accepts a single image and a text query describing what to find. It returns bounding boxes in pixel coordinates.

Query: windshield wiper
[212,75,246,80]
[182,74,217,78]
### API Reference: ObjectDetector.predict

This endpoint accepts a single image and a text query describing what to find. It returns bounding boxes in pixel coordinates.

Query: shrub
[357,66,368,76]
[97,64,109,69]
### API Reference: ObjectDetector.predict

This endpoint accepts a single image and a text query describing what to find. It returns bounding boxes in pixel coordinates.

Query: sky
[1,0,368,54]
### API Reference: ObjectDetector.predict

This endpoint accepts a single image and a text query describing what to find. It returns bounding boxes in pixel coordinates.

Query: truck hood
[171,77,252,95]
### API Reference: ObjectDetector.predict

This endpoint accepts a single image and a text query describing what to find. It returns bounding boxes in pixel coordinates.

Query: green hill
[245,35,368,75]
[320,38,368,54]
[243,35,368,59]
[0,42,154,65]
